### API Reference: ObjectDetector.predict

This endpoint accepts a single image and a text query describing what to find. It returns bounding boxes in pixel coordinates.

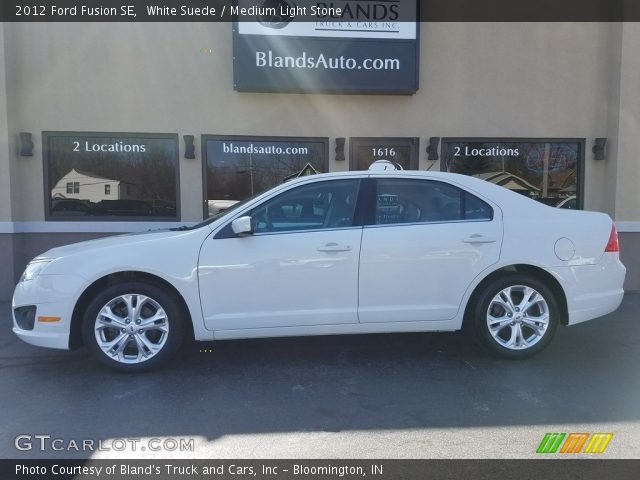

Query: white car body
[13,170,625,359]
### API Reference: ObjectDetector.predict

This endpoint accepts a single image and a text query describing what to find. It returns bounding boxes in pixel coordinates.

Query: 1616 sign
[350,137,419,170]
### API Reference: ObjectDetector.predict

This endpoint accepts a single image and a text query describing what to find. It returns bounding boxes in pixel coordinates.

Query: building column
[0,23,16,300]
[613,23,640,291]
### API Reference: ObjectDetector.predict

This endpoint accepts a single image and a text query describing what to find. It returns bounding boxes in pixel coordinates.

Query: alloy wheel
[486,285,550,350]
[94,294,169,364]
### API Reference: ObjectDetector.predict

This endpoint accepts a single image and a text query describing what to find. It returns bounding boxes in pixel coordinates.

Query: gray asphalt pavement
[1,295,639,459]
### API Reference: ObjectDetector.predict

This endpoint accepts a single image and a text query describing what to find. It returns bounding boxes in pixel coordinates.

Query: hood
[39,228,198,260]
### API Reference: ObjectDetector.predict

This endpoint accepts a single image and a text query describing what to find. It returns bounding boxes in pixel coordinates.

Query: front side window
[373,178,492,226]
[250,179,360,234]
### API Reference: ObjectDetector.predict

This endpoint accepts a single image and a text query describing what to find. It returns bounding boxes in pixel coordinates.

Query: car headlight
[19,258,53,283]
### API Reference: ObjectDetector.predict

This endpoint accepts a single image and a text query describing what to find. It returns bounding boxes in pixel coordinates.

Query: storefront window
[203,135,329,218]
[349,137,419,171]
[441,138,584,209]
[44,132,179,220]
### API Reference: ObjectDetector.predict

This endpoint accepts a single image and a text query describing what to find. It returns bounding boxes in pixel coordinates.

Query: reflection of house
[51,168,136,202]
[473,171,541,197]
[283,163,318,182]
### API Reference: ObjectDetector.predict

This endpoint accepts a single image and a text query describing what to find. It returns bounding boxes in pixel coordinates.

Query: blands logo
[536,433,613,454]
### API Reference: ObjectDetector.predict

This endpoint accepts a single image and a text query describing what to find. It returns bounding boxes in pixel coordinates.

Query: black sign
[202,135,329,217]
[232,0,419,94]
[349,137,419,170]
[441,138,585,209]
[43,132,180,220]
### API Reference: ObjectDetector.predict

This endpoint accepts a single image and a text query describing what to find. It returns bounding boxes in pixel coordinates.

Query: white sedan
[12,169,626,371]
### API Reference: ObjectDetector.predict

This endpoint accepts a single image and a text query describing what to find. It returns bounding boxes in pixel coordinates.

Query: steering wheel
[253,211,274,232]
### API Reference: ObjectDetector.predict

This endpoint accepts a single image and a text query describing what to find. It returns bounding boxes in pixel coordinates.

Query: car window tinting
[373,178,492,226]
[250,179,360,234]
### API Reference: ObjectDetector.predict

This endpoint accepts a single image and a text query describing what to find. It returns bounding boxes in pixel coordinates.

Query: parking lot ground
[1,295,639,459]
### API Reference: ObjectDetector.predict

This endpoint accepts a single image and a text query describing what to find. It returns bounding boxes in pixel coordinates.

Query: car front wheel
[81,281,185,371]
[471,274,559,358]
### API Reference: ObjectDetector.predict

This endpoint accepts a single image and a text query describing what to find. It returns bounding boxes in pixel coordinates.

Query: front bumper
[12,273,87,350]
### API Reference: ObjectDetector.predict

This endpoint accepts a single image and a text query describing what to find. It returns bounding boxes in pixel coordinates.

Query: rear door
[358,176,503,323]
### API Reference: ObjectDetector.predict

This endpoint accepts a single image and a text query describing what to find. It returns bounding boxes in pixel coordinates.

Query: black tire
[81,281,185,371]
[470,273,559,358]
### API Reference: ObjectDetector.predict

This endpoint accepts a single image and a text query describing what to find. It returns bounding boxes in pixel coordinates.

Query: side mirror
[231,216,253,236]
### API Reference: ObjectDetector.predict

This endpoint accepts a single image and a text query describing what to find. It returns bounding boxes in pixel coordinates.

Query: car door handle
[462,234,497,244]
[317,243,352,252]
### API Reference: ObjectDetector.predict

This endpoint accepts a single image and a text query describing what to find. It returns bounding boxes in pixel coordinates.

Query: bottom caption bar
[3,459,639,480]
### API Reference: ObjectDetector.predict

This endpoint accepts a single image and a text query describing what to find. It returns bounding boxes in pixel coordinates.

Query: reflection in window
[443,140,581,209]
[204,137,328,218]
[45,134,179,219]
[374,179,492,225]
[250,180,360,233]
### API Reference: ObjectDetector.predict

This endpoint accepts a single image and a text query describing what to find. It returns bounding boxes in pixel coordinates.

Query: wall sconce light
[19,132,34,156]
[335,137,345,162]
[426,137,440,161]
[592,138,607,161]
[183,135,196,159]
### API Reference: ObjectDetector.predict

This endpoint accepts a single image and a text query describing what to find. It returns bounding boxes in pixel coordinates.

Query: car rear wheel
[81,281,185,371]
[471,274,559,358]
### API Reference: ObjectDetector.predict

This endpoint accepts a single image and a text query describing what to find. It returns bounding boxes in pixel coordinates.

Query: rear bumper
[556,253,626,326]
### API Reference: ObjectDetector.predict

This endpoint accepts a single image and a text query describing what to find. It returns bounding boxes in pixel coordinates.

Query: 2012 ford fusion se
[12,167,626,371]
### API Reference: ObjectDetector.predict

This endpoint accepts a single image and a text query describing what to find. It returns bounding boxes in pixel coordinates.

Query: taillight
[605,224,619,252]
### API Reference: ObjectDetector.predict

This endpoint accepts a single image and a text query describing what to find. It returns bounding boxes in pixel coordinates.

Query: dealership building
[0,17,639,300]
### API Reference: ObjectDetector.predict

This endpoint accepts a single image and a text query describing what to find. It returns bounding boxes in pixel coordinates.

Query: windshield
[183,192,264,230]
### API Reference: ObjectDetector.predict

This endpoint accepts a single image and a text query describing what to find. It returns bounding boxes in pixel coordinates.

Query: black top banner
[3,0,640,22]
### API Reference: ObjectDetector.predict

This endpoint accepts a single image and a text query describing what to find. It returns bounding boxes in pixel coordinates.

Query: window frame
[42,131,181,222]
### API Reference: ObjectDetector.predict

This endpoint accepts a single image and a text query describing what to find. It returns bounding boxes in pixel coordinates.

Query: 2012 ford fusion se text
[12,166,626,371]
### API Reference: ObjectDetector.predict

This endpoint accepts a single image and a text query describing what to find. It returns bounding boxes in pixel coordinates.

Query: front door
[198,178,363,331]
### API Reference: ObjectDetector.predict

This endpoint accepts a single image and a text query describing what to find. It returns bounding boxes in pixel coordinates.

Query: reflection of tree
[48,137,177,203]
[445,143,501,175]
[207,145,325,201]
[446,142,579,200]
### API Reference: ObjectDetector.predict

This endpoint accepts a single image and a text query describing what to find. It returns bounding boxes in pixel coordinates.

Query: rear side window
[373,179,492,226]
